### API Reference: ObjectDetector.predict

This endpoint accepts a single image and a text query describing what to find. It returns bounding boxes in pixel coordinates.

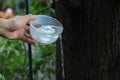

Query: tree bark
[55,0,120,80]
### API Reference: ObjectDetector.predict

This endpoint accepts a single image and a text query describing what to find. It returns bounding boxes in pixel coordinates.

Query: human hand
[0,14,36,44]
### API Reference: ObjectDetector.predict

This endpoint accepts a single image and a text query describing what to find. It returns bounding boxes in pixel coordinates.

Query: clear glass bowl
[30,15,63,45]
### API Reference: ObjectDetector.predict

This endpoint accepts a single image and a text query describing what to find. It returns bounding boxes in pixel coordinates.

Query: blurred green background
[0,0,56,80]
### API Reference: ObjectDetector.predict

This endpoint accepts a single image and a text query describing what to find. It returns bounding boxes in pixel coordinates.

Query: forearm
[0,15,36,44]
[0,19,9,36]
[0,18,16,36]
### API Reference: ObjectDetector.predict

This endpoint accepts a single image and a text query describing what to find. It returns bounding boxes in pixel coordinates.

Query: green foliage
[30,0,55,16]
[0,38,56,80]
[30,0,56,79]
[0,38,28,80]
[0,0,56,80]
[32,44,56,79]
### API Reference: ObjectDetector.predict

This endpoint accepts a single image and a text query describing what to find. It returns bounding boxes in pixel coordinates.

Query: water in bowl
[34,25,63,45]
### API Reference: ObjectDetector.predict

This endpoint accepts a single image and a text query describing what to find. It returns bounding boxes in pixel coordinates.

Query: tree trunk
[55,0,120,80]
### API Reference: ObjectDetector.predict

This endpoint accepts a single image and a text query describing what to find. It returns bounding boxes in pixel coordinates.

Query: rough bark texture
[55,0,120,80]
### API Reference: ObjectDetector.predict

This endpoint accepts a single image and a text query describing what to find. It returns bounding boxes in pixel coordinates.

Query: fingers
[23,14,36,24]
[23,37,36,44]
[29,14,36,21]
[25,26,30,32]
[24,27,36,44]
[26,38,36,44]
[24,31,32,39]
[26,14,36,20]
[22,32,36,44]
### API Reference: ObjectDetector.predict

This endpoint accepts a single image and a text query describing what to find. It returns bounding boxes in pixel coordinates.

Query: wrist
[7,18,15,31]
[0,19,9,37]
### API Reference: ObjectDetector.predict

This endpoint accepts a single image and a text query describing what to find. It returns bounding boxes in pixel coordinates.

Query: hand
[0,14,36,44]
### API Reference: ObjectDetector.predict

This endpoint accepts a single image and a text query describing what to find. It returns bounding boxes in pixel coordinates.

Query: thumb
[23,14,36,24]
